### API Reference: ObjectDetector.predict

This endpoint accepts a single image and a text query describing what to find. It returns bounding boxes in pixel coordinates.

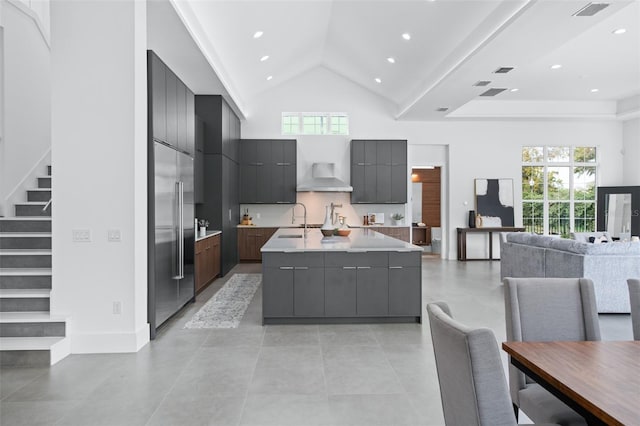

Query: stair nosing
[0,312,68,323]
[0,268,52,276]
[15,202,48,206]
[0,250,52,255]
[0,336,65,351]
[0,217,52,221]
[0,233,51,237]
[0,289,50,298]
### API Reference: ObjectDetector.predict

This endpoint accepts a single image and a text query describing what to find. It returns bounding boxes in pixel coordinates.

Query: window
[522,146,596,237]
[282,112,349,135]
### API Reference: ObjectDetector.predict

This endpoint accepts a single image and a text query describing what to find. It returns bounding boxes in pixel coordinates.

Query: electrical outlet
[257,213,261,219]
[113,301,122,315]
[107,229,121,242]
[72,229,91,242]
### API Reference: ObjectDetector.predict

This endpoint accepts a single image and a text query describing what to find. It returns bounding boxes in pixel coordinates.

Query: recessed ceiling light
[591,88,599,93]
[266,75,273,81]
[375,78,382,84]
[612,28,627,35]
[387,57,396,64]
[510,88,519,92]
[550,64,562,69]
[253,31,264,39]
[260,55,269,62]
[435,107,449,112]
[402,33,411,41]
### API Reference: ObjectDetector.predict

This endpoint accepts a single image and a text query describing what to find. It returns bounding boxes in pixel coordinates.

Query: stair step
[0,233,51,249]
[15,202,51,217]
[27,189,52,202]
[0,295,49,312]
[0,289,50,298]
[0,217,51,233]
[0,268,52,276]
[37,176,51,189]
[0,269,52,289]
[0,312,65,323]
[0,250,52,268]
[0,336,69,366]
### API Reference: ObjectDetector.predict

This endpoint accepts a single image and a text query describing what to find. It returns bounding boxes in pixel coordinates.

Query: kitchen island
[261,228,423,324]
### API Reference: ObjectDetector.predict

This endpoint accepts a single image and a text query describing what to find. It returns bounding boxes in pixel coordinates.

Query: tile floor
[0,258,632,426]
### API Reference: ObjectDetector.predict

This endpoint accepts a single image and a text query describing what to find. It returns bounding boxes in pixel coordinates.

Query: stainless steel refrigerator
[149,141,195,339]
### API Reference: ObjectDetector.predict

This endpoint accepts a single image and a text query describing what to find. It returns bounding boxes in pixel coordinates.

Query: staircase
[0,165,69,366]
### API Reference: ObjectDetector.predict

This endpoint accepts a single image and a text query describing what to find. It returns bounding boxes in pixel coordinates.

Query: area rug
[184,273,261,329]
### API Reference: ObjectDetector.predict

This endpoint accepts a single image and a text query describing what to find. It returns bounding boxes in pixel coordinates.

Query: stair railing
[42,198,52,212]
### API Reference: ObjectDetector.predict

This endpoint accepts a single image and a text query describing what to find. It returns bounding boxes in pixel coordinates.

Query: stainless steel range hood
[296,163,353,192]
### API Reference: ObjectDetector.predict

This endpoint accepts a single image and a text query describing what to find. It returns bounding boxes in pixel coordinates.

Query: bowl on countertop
[336,229,351,237]
[321,229,335,237]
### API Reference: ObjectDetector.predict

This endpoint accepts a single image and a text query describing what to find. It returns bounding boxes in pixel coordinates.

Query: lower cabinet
[263,250,421,323]
[195,234,221,293]
[238,227,278,261]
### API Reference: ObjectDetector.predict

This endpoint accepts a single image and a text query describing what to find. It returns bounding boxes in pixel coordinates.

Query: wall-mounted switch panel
[107,229,121,242]
[72,229,91,242]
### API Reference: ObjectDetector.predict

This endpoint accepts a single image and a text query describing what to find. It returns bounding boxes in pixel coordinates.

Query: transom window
[522,146,597,237]
[282,112,349,136]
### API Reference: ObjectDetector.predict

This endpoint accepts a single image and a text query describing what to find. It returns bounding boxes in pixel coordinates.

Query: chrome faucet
[291,203,308,236]
[330,202,342,225]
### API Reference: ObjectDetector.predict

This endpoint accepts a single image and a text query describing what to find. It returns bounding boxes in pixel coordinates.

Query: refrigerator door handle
[177,181,185,279]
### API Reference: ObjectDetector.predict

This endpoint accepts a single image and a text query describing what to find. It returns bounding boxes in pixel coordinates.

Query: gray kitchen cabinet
[240,139,296,204]
[356,267,389,316]
[149,53,166,142]
[325,267,357,316]
[177,79,187,152]
[194,117,204,204]
[263,267,294,317]
[195,95,241,276]
[186,90,195,155]
[263,253,324,318]
[388,251,421,316]
[165,71,178,147]
[351,140,407,204]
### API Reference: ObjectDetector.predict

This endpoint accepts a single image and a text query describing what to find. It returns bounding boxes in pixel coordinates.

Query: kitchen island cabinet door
[263,267,294,317]
[356,267,389,316]
[388,267,421,316]
[293,267,324,317]
[325,268,357,317]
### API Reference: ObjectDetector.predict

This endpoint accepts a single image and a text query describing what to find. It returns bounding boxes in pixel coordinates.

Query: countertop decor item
[198,219,209,237]
[391,213,404,226]
[241,208,252,225]
[321,205,333,231]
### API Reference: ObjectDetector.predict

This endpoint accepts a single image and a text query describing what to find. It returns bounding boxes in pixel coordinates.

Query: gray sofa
[500,233,640,313]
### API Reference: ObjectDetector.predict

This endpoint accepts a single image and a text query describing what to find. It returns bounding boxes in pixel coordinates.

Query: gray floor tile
[318,327,379,348]
[0,367,48,400]
[322,345,404,395]
[54,394,163,426]
[262,326,320,347]
[249,365,326,395]
[239,394,333,426]
[202,328,265,347]
[0,400,79,426]
[147,394,245,426]
[328,394,422,426]
[255,345,322,370]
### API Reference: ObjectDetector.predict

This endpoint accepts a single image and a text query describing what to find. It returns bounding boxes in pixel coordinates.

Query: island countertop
[261,227,422,252]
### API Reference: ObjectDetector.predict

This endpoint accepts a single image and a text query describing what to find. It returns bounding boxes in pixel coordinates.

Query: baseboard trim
[70,324,150,354]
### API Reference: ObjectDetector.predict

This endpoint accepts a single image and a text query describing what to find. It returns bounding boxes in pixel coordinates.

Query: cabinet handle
[389,266,403,269]
[294,266,308,270]
[356,162,372,166]
[342,266,356,270]
[357,266,371,269]
[279,266,294,270]
[276,201,289,204]
[276,162,291,166]
[250,162,264,166]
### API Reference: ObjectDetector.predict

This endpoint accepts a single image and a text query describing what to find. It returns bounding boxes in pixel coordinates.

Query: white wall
[623,118,640,185]
[0,0,51,216]
[242,67,625,260]
[50,0,148,353]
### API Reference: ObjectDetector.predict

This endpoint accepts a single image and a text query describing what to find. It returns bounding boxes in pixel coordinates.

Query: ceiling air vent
[479,88,507,97]
[435,107,449,112]
[573,2,609,16]
[494,67,515,74]
[473,80,492,87]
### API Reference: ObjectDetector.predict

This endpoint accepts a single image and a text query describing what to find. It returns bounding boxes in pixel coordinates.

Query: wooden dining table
[502,341,640,426]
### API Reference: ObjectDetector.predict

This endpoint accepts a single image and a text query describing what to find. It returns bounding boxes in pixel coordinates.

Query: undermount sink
[278,234,303,239]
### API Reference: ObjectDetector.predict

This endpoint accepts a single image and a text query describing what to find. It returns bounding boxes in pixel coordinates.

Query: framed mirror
[597,186,640,238]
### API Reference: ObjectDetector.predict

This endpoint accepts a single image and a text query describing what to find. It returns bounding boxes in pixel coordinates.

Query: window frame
[281,112,349,136]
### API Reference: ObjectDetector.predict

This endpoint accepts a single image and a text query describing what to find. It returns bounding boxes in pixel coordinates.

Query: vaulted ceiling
[160,0,640,120]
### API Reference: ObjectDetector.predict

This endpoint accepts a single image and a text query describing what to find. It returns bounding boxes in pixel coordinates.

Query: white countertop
[196,230,221,242]
[237,224,409,228]
[261,228,422,252]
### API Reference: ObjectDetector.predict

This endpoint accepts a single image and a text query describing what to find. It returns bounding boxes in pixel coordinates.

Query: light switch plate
[72,229,91,242]
[107,229,121,242]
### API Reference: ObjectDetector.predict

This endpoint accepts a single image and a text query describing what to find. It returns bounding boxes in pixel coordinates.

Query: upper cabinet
[239,139,297,204]
[147,51,195,156]
[351,140,407,204]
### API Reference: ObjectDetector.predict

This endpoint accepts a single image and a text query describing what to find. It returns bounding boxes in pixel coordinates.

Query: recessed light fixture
[435,107,449,112]
[612,28,627,35]
[510,88,519,92]
[551,64,562,69]
[591,88,599,93]
[260,55,269,62]
[402,33,411,40]
[387,57,396,64]
[253,31,264,39]
[375,78,382,84]
[266,75,273,81]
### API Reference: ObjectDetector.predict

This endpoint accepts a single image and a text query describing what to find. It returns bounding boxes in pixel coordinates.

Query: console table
[457,227,525,261]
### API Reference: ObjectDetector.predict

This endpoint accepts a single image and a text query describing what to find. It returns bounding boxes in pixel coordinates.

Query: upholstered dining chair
[503,278,601,426]
[628,279,640,340]
[427,302,559,426]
